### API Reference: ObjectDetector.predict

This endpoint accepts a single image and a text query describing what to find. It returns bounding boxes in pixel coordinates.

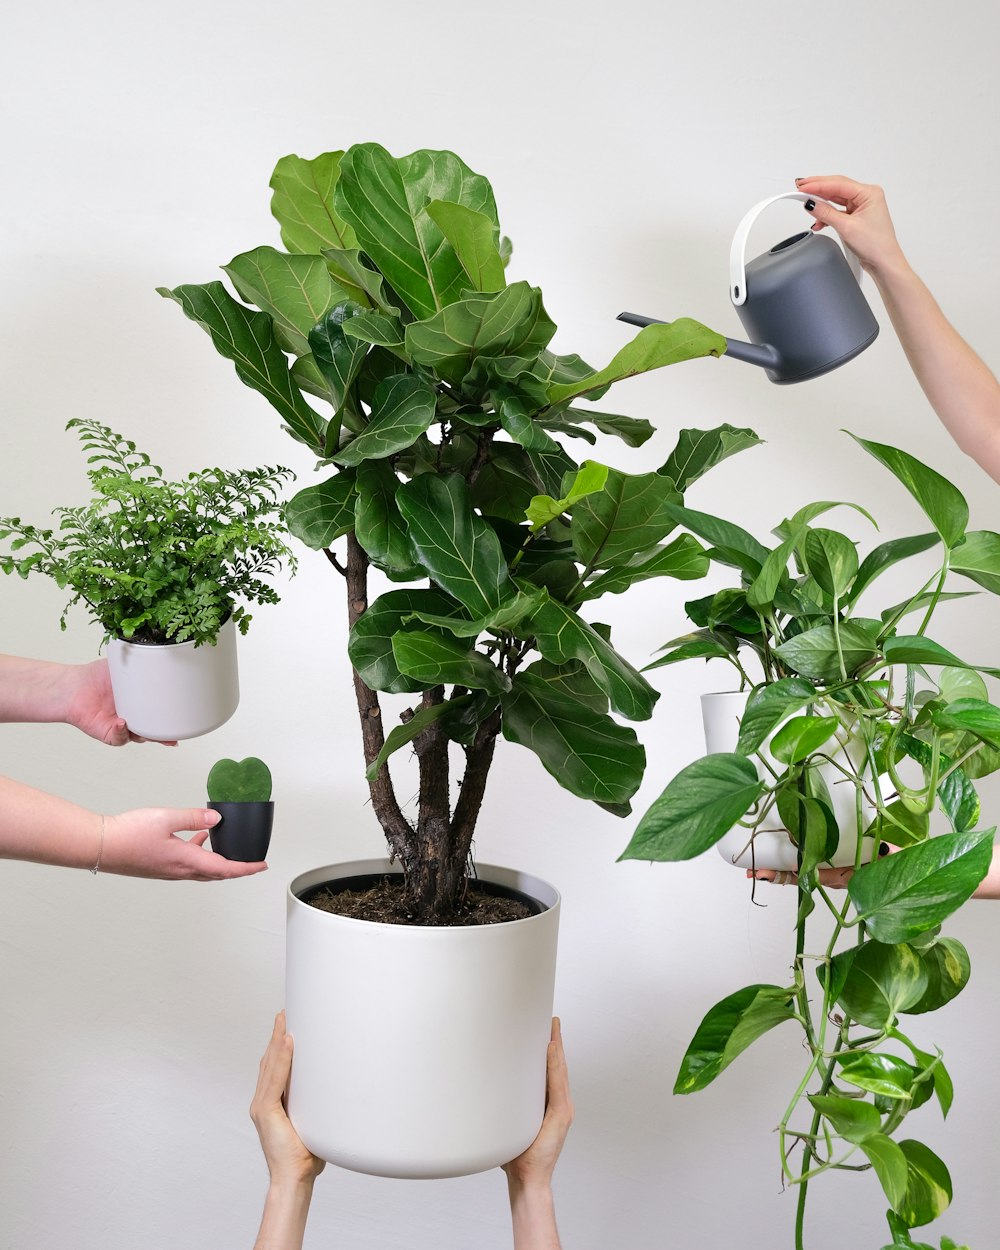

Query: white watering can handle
[729,191,863,307]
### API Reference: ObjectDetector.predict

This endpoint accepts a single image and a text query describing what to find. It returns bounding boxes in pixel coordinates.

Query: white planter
[285,859,560,1179]
[702,691,876,872]
[106,616,239,741]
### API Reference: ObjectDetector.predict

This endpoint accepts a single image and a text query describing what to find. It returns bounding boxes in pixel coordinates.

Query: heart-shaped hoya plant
[207,757,272,803]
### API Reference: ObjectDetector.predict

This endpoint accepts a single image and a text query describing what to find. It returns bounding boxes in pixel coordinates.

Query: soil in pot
[299,873,541,926]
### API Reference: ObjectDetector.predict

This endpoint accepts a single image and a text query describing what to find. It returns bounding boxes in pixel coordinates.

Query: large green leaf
[526,460,608,531]
[571,467,681,568]
[664,503,769,577]
[404,586,549,639]
[865,798,930,850]
[500,671,644,805]
[896,1140,952,1227]
[931,697,1000,747]
[519,657,609,714]
[849,533,940,604]
[659,424,763,492]
[223,247,347,356]
[673,984,796,1094]
[848,829,994,942]
[158,282,326,451]
[322,246,399,313]
[838,1052,916,1099]
[736,678,819,754]
[773,620,880,681]
[576,535,709,602]
[851,434,968,549]
[334,373,438,466]
[529,597,658,721]
[908,937,971,1014]
[745,533,798,611]
[424,199,506,292]
[405,283,555,387]
[309,302,370,449]
[284,472,356,549]
[950,529,1000,594]
[539,407,654,448]
[804,527,859,599]
[828,941,929,1029]
[391,631,510,695]
[807,1094,883,1144]
[883,633,1000,678]
[269,151,357,254]
[769,715,839,765]
[643,631,738,673]
[860,1135,910,1211]
[354,459,422,576]
[547,319,726,404]
[396,474,510,616]
[348,589,461,694]
[620,753,765,861]
[893,1033,954,1119]
[334,143,498,320]
[342,311,407,354]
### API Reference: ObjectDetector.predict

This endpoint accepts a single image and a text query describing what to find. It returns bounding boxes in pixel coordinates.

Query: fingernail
[804,199,816,211]
[205,810,221,824]
[795,177,804,185]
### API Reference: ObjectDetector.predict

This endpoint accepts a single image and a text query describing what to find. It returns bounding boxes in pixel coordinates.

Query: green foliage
[207,757,272,803]
[162,140,739,836]
[626,434,997,1247]
[0,421,295,645]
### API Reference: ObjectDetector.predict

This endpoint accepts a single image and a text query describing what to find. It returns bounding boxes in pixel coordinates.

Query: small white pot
[106,616,239,741]
[702,690,876,872]
[285,859,560,1179]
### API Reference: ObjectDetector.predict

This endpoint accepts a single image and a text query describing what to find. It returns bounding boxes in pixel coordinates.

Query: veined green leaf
[529,597,658,721]
[804,527,859,598]
[397,474,510,617]
[770,715,839,765]
[334,374,438,466]
[342,311,406,354]
[892,1033,954,1119]
[850,433,968,549]
[838,1052,915,1099]
[404,586,549,638]
[571,468,681,569]
[576,534,710,602]
[223,247,348,356]
[807,1094,883,1144]
[898,735,980,832]
[895,1140,952,1227]
[425,199,506,292]
[865,798,930,849]
[391,631,510,695]
[828,941,929,1029]
[500,671,644,805]
[539,408,654,448]
[659,423,763,492]
[354,460,422,576]
[848,829,994,942]
[547,319,726,404]
[158,282,326,452]
[773,620,880,681]
[405,282,555,387]
[859,1134,909,1211]
[620,753,765,861]
[908,936,971,1014]
[883,634,1000,679]
[950,528,1000,594]
[284,473,356,549]
[335,143,498,320]
[931,697,1000,747]
[849,533,940,604]
[525,460,609,531]
[269,151,357,254]
[673,984,796,1094]
[348,589,462,694]
[736,678,819,755]
[322,246,399,313]
[664,503,769,577]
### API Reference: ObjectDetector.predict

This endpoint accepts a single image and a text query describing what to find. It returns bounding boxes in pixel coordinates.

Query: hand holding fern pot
[207,757,274,862]
[0,421,295,741]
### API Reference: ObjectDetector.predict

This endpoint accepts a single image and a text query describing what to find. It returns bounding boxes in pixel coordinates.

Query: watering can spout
[616,312,781,371]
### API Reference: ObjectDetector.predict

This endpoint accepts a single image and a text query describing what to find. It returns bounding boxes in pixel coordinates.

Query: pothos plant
[157,140,757,920]
[621,433,1000,1250]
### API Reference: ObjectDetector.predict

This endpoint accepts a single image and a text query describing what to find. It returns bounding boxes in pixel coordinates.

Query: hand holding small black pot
[207,757,274,863]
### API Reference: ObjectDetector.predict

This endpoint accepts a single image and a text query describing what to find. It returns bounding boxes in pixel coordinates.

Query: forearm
[872,259,1000,482]
[0,775,102,869]
[507,1179,562,1250]
[0,655,75,724]
[253,1179,316,1250]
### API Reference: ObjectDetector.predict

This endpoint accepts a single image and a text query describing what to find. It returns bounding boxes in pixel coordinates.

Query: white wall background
[1,1,999,1246]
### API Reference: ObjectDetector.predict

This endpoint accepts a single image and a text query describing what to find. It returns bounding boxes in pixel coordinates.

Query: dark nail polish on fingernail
[795,178,804,184]
[804,199,816,211]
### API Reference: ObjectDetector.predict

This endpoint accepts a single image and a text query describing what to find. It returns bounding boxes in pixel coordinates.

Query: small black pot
[207,801,274,862]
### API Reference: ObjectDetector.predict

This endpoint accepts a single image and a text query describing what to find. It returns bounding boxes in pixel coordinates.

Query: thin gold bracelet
[91,814,105,875]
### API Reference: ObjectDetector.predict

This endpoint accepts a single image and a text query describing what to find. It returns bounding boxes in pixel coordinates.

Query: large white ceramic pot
[702,690,876,872]
[105,616,239,741]
[286,859,560,1179]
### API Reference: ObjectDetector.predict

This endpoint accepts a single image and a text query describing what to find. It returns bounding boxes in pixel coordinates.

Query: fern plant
[0,419,296,646]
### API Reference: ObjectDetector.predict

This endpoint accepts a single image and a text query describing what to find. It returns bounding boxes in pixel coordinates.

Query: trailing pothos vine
[624,434,1000,1250]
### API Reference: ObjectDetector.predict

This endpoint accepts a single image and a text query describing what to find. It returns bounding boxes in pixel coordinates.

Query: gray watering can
[619,192,879,384]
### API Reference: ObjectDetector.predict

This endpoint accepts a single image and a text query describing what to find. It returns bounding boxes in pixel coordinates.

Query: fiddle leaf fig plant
[159,140,756,920]
[623,433,999,1249]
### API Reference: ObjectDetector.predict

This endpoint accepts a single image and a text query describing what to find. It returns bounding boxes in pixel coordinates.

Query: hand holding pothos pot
[623,434,997,1250]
